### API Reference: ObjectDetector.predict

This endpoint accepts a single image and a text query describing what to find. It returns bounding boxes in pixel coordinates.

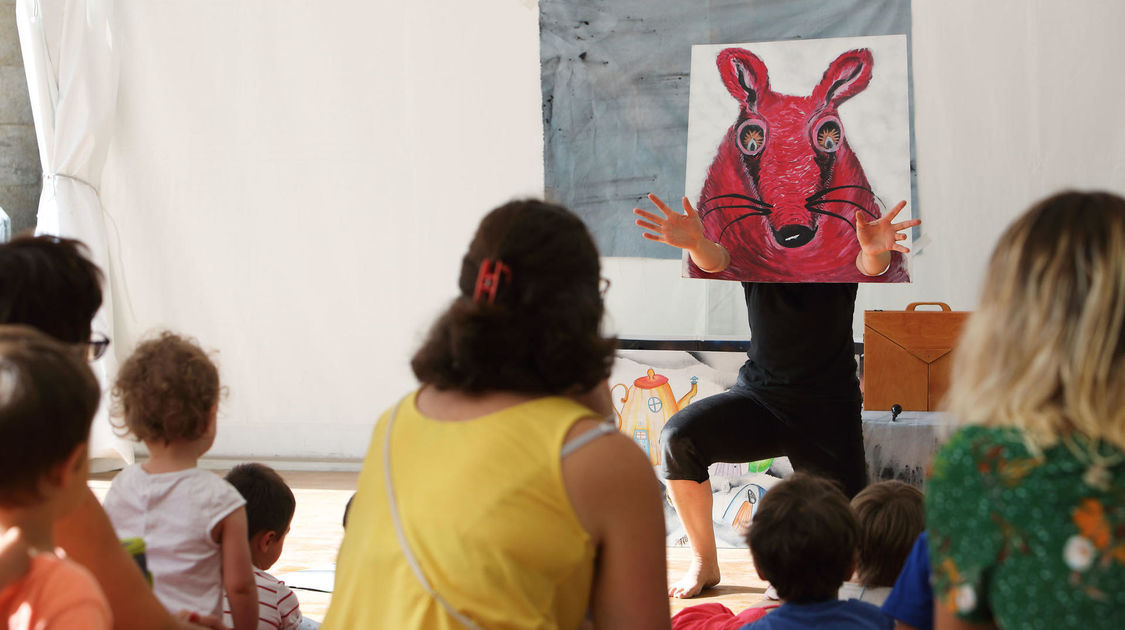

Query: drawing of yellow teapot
[612,369,698,466]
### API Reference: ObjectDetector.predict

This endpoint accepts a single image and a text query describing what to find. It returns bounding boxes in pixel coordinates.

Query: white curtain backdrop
[97,0,545,462]
[62,0,1125,461]
[17,0,131,469]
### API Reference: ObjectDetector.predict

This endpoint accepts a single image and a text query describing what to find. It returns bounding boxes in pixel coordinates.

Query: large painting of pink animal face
[685,35,912,283]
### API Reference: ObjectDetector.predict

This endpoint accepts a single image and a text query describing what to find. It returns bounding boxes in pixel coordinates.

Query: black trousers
[659,385,868,498]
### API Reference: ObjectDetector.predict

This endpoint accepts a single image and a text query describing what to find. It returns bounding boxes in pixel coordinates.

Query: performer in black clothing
[633,193,919,598]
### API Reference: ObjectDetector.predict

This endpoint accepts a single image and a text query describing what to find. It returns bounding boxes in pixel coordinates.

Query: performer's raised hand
[855,200,920,276]
[633,194,704,249]
[633,194,730,272]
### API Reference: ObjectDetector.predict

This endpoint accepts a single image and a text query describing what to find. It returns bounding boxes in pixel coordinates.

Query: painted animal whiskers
[698,193,773,241]
[805,185,885,231]
[692,46,908,282]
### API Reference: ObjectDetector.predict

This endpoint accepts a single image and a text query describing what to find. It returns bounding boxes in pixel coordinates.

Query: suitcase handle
[905,302,951,312]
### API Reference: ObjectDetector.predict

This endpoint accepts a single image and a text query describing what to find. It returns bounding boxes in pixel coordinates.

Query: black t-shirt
[736,282,860,401]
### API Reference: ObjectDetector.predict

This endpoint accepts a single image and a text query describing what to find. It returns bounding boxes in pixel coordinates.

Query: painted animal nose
[773,224,816,248]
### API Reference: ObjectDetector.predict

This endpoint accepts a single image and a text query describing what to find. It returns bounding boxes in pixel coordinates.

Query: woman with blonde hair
[927,191,1125,629]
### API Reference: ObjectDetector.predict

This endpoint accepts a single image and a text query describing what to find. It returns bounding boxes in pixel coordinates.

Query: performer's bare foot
[668,555,720,598]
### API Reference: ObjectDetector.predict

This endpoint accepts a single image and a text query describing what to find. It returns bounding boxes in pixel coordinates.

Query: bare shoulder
[563,419,655,476]
[562,418,671,629]
[561,418,663,540]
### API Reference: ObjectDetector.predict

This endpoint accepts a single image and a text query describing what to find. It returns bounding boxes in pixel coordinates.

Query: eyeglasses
[87,332,111,362]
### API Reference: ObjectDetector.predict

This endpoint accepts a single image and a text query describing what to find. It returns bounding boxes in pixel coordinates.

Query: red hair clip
[473,258,512,304]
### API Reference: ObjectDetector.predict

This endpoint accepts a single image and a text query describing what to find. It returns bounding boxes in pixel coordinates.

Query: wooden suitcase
[863,302,970,412]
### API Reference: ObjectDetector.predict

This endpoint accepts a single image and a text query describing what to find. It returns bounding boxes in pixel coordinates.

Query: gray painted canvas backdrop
[540,0,914,259]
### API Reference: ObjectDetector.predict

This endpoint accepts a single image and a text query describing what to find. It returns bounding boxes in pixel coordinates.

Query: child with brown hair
[221,463,308,630]
[0,325,111,628]
[839,481,924,606]
[739,473,892,629]
[103,332,258,630]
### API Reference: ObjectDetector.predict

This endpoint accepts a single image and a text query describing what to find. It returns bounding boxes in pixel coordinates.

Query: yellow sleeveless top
[323,391,598,630]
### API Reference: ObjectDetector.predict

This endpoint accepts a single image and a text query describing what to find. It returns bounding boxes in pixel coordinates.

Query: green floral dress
[926,425,1125,628]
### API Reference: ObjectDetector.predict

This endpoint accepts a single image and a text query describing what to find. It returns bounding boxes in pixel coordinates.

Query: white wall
[100,0,1125,460]
[902,0,1125,313]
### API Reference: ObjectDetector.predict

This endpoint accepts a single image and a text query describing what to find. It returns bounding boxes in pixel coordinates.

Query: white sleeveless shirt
[103,465,245,617]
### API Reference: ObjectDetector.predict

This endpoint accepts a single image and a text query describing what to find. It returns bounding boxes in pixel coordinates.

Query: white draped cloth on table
[17,0,131,469]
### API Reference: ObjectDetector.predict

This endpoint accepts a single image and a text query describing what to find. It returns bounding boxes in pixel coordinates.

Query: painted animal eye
[736,120,766,156]
[813,119,842,152]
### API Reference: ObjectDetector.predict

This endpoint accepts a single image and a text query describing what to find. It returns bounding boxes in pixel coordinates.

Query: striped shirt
[223,569,303,630]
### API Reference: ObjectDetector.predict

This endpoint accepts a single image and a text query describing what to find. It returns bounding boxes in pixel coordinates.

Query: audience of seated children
[839,481,924,606]
[221,463,310,630]
[0,326,112,629]
[0,234,225,630]
[103,332,259,629]
[11,190,1117,630]
[880,532,932,630]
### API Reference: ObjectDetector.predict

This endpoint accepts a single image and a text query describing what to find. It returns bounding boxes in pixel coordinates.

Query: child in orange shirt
[0,326,112,629]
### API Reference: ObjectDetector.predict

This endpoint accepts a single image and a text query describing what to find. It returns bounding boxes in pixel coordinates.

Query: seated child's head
[224,463,295,571]
[112,331,220,448]
[343,492,356,529]
[850,480,924,588]
[0,326,100,519]
[747,472,858,603]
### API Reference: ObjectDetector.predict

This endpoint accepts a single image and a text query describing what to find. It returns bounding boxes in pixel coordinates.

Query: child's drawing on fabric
[612,369,698,466]
[717,480,769,534]
[610,350,789,547]
[666,473,779,548]
[685,35,912,282]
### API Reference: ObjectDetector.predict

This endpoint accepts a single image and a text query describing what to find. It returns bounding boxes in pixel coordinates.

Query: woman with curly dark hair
[325,200,671,629]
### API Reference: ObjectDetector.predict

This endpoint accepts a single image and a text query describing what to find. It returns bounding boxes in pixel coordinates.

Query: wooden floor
[90,470,769,622]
